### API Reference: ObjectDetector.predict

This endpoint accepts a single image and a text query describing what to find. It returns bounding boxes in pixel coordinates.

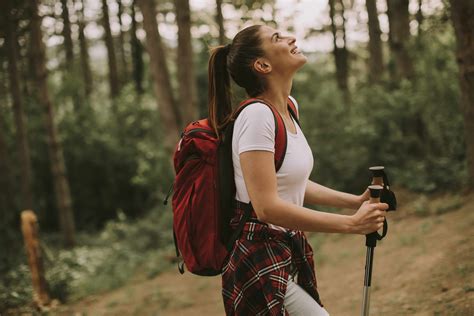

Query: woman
[207,25,388,316]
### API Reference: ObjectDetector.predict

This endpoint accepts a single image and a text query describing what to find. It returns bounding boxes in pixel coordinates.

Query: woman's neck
[257,77,293,114]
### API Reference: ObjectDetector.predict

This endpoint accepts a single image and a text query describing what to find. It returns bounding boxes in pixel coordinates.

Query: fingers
[368,220,385,234]
[359,221,384,235]
[379,202,389,210]
[366,203,388,218]
[354,201,389,234]
[364,206,386,218]
[367,202,389,211]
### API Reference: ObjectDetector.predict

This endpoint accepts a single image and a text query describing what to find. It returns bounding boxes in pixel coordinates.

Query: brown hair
[208,25,267,135]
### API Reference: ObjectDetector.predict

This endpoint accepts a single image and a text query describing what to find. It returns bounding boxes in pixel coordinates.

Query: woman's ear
[253,58,272,74]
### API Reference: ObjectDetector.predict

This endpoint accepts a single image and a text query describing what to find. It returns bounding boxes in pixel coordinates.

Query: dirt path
[56,193,474,315]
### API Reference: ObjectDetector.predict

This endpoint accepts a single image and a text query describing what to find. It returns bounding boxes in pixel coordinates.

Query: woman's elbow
[254,209,268,222]
[252,199,279,223]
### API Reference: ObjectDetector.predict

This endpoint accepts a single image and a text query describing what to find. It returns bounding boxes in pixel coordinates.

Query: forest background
[0,0,473,312]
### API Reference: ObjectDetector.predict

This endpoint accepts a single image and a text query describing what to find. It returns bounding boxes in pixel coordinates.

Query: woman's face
[256,25,307,75]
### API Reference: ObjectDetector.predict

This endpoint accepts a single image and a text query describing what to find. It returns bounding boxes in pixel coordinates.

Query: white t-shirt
[232,97,314,230]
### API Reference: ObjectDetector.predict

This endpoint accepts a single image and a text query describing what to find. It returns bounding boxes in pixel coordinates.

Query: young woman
[207,25,388,316]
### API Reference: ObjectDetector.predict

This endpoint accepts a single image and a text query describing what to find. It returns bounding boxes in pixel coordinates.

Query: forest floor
[46,190,474,315]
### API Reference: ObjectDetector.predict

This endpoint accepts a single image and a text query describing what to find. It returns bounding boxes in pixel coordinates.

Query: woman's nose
[288,36,296,45]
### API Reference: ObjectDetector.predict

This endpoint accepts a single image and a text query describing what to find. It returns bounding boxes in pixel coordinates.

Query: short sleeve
[233,103,275,154]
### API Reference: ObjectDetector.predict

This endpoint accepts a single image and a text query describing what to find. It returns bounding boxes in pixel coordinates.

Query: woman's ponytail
[208,44,232,136]
[208,25,266,135]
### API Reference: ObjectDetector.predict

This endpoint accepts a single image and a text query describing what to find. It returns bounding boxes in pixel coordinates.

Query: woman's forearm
[304,180,361,209]
[257,197,355,234]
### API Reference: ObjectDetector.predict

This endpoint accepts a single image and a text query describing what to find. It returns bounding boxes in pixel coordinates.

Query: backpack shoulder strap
[233,98,288,172]
[287,96,300,127]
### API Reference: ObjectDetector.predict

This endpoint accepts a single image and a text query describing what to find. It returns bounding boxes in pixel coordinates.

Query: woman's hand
[349,201,388,235]
[354,188,371,209]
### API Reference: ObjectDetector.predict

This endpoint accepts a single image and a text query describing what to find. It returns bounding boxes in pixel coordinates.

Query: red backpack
[168,98,300,276]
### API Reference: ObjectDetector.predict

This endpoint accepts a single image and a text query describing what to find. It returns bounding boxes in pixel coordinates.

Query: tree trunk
[216,0,225,44]
[5,4,34,210]
[117,0,129,82]
[450,0,474,189]
[21,211,51,307]
[175,0,198,123]
[102,0,120,98]
[328,0,350,102]
[131,0,144,94]
[61,0,74,68]
[416,0,423,35]
[30,0,76,247]
[136,0,181,149]
[19,31,32,98]
[77,0,93,96]
[366,0,384,82]
[0,109,15,229]
[387,0,414,79]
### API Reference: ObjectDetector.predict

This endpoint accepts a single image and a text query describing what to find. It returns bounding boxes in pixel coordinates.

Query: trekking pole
[361,184,383,316]
[360,166,397,316]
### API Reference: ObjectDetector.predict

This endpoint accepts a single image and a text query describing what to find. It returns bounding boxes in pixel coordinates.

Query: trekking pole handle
[368,185,382,203]
[369,166,384,186]
[366,185,385,247]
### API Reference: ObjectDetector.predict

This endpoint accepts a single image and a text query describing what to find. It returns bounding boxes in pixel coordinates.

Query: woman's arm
[304,180,369,210]
[240,151,387,234]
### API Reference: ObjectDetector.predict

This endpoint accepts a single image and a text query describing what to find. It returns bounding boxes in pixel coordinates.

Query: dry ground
[54,190,474,315]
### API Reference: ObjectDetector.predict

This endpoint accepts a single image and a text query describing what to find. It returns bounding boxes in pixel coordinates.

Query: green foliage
[294,23,466,193]
[25,75,174,230]
[0,3,469,311]
[0,205,174,310]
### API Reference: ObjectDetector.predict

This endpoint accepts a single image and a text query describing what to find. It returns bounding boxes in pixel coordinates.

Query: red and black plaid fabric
[222,204,323,315]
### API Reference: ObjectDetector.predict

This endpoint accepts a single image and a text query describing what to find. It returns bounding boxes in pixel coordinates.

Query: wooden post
[21,210,51,307]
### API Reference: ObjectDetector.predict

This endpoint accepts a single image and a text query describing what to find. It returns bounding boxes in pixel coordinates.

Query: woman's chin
[295,54,307,68]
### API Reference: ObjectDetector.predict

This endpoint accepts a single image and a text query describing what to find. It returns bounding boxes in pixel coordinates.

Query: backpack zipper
[165,153,202,205]
[183,128,215,137]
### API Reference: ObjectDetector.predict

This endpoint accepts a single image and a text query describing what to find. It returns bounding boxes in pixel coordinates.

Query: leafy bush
[293,23,466,193]
[0,205,174,311]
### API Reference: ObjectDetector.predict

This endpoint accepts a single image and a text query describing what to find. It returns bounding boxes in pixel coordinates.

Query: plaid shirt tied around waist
[221,202,323,315]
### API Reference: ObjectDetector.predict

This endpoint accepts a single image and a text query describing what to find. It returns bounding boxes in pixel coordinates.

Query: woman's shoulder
[238,101,274,116]
[235,96,299,123]
[235,101,275,126]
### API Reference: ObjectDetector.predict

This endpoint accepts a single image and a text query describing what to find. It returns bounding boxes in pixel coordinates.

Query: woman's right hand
[350,201,389,235]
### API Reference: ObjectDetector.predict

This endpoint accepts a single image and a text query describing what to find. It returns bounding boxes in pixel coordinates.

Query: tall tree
[117,0,129,82]
[366,0,384,82]
[416,0,423,35]
[131,0,144,94]
[102,0,120,98]
[30,0,76,247]
[61,0,74,68]
[77,0,93,96]
[4,3,34,210]
[387,0,414,79]
[328,0,350,102]
[450,0,474,188]
[136,0,181,149]
[216,0,225,44]
[0,109,15,231]
[175,0,198,123]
